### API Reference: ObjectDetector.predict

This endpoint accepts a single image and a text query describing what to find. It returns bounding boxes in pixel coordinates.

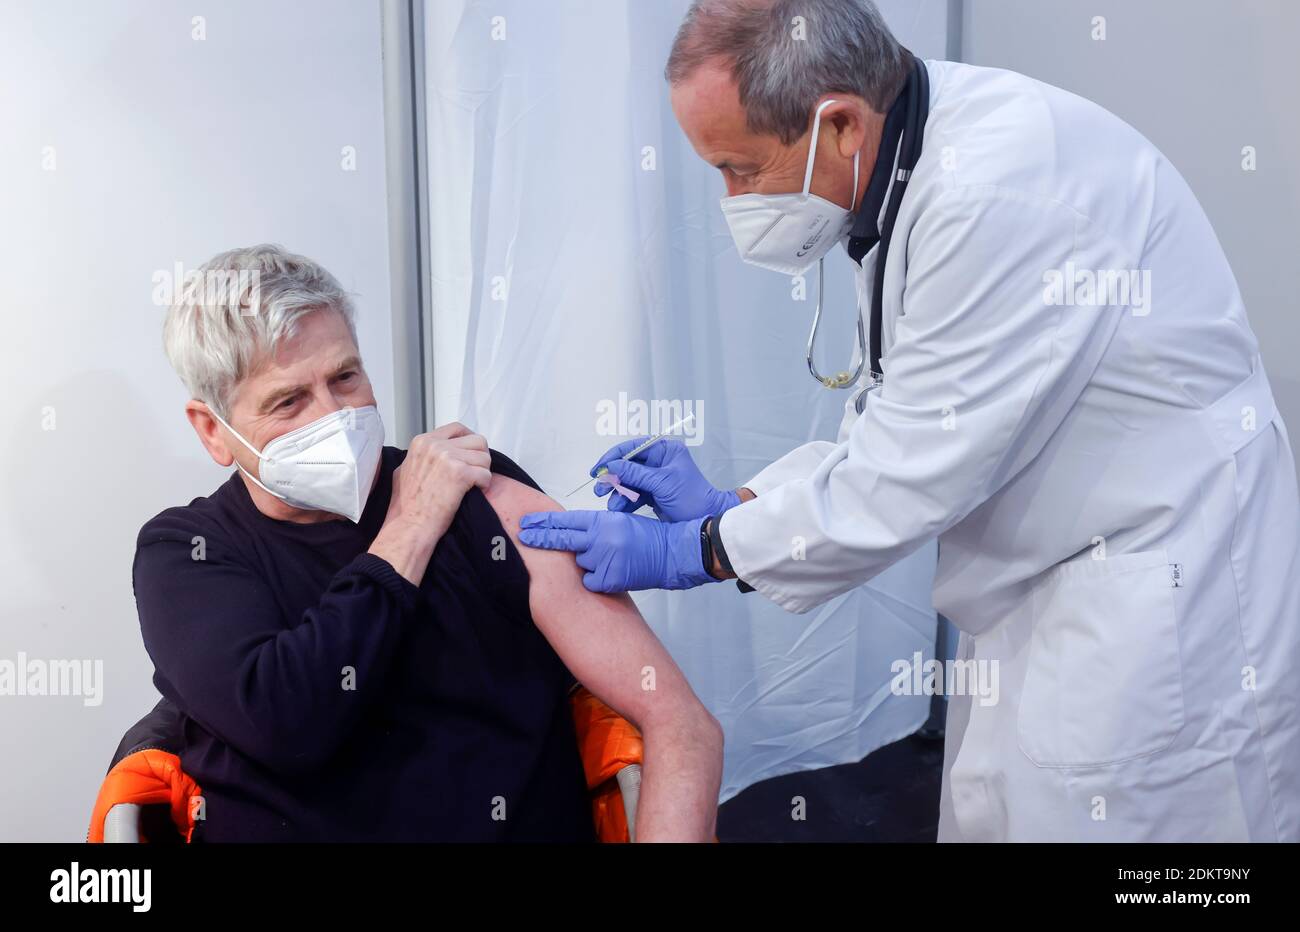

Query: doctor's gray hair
[666,0,910,144]
[162,244,358,419]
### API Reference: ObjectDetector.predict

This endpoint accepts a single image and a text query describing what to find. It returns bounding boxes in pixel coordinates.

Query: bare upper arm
[483,475,706,731]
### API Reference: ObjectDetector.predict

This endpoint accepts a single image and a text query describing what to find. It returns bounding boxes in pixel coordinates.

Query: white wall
[962,0,1300,458]
[0,0,393,840]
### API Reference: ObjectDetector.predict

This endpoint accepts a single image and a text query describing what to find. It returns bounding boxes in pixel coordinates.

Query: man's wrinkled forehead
[239,311,363,415]
[249,352,363,415]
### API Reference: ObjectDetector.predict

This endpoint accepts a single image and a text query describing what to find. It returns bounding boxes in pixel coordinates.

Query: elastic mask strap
[208,407,284,500]
[803,99,860,211]
[801,99,837,194]
[208,407,268,462]
[848,149,860,212]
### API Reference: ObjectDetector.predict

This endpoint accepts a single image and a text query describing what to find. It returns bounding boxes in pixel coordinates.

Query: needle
[566,412,697,498]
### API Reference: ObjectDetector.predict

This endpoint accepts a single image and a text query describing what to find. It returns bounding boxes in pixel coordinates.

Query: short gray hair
[666,0,910,144]
[162,244,358,419]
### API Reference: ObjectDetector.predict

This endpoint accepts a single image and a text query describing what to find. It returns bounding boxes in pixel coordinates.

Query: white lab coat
[720,59,1300,841]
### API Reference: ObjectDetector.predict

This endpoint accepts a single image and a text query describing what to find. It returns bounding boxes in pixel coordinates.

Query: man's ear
[185,400,235,467]
[829,98,874,160]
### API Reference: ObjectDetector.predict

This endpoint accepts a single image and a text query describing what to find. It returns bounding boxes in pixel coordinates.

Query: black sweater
[132,446,596,842]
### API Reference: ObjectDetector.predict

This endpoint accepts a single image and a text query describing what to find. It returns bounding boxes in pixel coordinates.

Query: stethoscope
[805,257,867,389]
[806,56,929,414]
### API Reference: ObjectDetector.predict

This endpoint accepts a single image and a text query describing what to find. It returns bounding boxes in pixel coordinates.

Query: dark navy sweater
[132,446,596,842]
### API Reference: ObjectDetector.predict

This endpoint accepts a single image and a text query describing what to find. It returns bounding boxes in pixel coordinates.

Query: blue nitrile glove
[591,438,740,522]
[517,509,718,593]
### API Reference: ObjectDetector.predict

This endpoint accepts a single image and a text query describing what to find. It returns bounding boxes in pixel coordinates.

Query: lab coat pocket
[1018,549,1184,768]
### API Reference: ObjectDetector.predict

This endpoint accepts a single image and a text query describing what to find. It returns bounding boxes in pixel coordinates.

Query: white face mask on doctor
[209,404,385,523]
[720,98,861,277]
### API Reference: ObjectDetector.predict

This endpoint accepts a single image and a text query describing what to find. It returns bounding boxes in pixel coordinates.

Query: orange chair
[89,686,644,843]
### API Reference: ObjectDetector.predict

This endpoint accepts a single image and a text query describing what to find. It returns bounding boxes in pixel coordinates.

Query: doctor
[519,0,1300,841]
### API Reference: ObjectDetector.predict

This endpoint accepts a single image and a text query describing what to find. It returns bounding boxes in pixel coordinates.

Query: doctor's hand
[590,439,740,522]
[517,509,719,593]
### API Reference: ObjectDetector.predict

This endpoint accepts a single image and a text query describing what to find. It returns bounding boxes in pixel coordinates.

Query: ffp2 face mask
[720,98,861,276]
[210,404,385,523]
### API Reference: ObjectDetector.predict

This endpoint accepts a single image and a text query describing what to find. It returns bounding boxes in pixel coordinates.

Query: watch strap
[709,512,755,594]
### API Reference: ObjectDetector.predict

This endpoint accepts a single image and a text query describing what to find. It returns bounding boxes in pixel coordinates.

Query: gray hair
[666,0,910,144]
[162,244,358,419]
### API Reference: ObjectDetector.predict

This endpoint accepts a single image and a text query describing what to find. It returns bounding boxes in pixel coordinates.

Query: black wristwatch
[699,517,720,579]
[701,515,756,593]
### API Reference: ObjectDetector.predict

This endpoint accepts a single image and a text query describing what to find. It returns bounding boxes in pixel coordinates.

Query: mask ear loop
[803,99,861,212]
[848,148,861,212]
[206,406,285,500]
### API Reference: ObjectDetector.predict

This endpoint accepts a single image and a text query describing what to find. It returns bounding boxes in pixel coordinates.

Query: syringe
[566,412,696,498]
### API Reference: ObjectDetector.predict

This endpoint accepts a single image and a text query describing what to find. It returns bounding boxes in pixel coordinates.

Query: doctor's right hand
[590,438,740,522]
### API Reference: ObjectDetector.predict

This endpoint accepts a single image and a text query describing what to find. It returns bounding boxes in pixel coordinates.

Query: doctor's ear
[825,99,875,159]
[185,400,236,468]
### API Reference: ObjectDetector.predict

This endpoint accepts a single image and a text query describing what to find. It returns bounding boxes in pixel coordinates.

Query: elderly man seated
[134,244,723,841]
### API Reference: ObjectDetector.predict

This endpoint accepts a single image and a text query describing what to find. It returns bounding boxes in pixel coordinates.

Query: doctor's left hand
[517,509,719,593]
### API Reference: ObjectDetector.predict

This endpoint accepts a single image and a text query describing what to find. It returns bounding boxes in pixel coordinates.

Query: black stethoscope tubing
[871,57,931,380]
[855,57,930,414]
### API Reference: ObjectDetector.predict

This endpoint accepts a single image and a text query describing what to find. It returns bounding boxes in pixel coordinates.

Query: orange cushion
[87,748,201,843]
[569,686,644,842]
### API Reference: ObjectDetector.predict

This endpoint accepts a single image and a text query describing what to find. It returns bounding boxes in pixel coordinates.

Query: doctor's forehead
[670,60,762,162]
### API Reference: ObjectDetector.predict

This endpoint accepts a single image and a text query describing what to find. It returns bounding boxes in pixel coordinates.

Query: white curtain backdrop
[424,0,949,800]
